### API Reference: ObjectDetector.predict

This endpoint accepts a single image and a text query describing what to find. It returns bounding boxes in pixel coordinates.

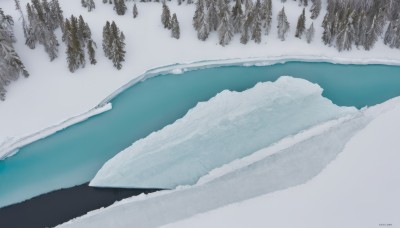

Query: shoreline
[2,56,400,160]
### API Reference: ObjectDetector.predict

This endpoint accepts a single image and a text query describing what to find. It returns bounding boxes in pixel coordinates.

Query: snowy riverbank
[57,96,400,228]
[1,0,400,145]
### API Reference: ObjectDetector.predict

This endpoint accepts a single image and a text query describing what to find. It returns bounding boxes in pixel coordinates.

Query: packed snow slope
[58,95,400,228]
[1,0,400,141]
[90,76,356,189]
[166,99,400,228]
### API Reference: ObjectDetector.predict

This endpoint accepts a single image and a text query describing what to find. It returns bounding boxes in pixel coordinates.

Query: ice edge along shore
[1,56,400,160]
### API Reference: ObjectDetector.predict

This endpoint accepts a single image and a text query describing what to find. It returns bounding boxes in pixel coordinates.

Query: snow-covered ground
[1,0,400,145]
[57,96,400,228]
[166,99,400,228]
[90,77,357,189]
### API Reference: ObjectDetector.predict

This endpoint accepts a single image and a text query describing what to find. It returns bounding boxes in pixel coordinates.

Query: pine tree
[171,13,180,39]
[218,3,234,46]
[277,7,289,41]
[197,12,209,40]
[240,10,253,44]
[335,10,355,52]
[262,0,272,35]
[66,15,85,72]
[306,22,314,43]
[50,0,65,32]
[193,0,205,31]
[295,8,306,38]
[87,0,96,12]
[0,8,29,100]
[87,39,97,65]
[102,21,112,58]
[231,0,243,34]
[207,0,219,31]
[81,0,87,8]
[161,1,171,29]
[252,13,262,43]
[310,0,321,19]
[133,4,138,18]
[110,21,126,70]
[114,0,127,15]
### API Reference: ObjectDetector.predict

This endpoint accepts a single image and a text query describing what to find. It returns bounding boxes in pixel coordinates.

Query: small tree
[133,4,138,18]
[87,39,97,64]
[306,22,314,43]
[161,1,171,29]
[310,0,321,19]
[110,21,126,70]
[171,13,180,39]
[277,7,290,41]
[295,8,306,38]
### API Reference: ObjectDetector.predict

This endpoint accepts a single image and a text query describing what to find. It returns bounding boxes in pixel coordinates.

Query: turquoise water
[1,62,400,207]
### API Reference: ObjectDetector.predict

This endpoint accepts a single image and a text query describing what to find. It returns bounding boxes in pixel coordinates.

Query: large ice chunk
[90,76,357,189]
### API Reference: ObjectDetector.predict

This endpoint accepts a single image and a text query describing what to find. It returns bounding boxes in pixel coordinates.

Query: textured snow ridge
[0,104,112,160]
[90,76,357,189]
[59,100,377,228]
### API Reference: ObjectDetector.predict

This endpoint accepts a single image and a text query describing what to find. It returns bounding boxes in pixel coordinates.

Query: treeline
[323,0,400,51]
[0,8,29,101]
[190,0,320,46]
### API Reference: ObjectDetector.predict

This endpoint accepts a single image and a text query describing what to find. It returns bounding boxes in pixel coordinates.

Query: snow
[89,76,357,189]
[1,0,400,148]
[0,103,111,160]
[166,99,400,228]
[57,96,400,228]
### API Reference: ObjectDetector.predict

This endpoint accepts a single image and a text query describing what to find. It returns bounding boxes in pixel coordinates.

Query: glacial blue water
[1,62,400,207]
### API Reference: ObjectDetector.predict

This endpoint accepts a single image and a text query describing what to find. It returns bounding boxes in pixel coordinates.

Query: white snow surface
[90,76,357,189]
[58,96,400,228]
[1,0,400,146]
[166,99,400,228]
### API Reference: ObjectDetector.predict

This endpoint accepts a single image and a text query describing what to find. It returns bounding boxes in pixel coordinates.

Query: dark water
[0,184,158,228]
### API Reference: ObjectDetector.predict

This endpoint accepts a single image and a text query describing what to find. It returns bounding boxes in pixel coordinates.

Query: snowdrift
[57,92,400,228]
[90,76,357,189]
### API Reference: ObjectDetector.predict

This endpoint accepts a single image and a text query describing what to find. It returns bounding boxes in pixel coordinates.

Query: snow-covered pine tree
[207,0,219,31]
[305,22,314,43]
[14,0,30,40]
[66,15,85,72]
[110,21,126,70]
[240,10,253,44]
[171,13,180,39]
[87,39,97,65]
[252,11,262,43]
[310,0,321,19]
[363,8,385,50]
[50,0,65,32]
[0,8,29,100]
[161,1,172,29]
[87,0,96,12]
[193,0,205,31]
[231,0,243,34]
[197,11,209,40]
[295,8,306,38]
[103,0,107,3]
[114,0,127,15]
[262,0,272,35]
[277,7,289,41]
[218,1,234,46]
[335,10,355,52]
[384,13,400,49]
[133,4,138,18]
[102,21,112,58]
[81,0,87,8]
